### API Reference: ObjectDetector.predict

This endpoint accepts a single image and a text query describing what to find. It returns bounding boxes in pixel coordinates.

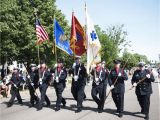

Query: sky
[56,0,160,62]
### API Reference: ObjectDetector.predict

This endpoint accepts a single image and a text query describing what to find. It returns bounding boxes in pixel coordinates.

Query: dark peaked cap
[113,59,121,64]
[40,60,46,64]
[138,62,145,67]
[75,56,81,60]
[57,58,63,63]
[30,64,36,67]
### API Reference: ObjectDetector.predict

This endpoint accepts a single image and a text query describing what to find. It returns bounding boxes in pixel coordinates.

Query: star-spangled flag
[85,5,101,74]
[36,19,49,44]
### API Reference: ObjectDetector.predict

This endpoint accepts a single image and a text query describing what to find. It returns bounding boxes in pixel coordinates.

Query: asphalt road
[0,75,160,120]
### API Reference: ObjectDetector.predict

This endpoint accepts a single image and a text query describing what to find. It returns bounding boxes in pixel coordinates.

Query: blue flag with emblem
[54,19,73,55]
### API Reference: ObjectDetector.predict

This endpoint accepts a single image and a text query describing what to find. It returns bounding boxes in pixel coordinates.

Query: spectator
[0,76,8,97]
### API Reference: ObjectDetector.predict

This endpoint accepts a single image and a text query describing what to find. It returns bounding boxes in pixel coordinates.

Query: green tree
[121,49,150,69]
[121,49,137,69]
[0,0,71,67]
[95,25,130,69]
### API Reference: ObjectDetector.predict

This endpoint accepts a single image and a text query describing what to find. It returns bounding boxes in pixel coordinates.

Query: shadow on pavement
[103,108,144,118]
[61,104,76,112]
[65,97,94,101]
[82,106,97,112]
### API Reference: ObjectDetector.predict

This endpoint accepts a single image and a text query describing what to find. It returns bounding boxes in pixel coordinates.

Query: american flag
[36,19,49,44]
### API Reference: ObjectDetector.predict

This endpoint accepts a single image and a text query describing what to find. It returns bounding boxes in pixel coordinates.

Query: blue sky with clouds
[56,0,160,61]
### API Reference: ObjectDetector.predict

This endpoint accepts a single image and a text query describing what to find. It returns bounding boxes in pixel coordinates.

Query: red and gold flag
[70,12,86,56]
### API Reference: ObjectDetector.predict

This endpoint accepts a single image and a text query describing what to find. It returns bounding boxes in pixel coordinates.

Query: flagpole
[85,3,95,74]
[53,16,57,64]
[85,2,87,49]
[37,45,40,67]
[5,53,8,75]
[34,8,41,79]
[72,11,76,60]
[84,2,89,73]
[53,16,58,80]
[71,11,76,80]
[29,0,43,81]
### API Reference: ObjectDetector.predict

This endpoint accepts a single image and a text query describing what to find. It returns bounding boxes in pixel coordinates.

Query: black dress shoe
[144,114,149,120]
[98,109,103,113]
[45,104,50,107]
[36,100,39,104]
[55,107,60,111]
[29,104,34,108]
[37,105,43,111]
[19,102,23,106]
[7,102,13,107]
[75,108,82,113]
[118,113,123,118]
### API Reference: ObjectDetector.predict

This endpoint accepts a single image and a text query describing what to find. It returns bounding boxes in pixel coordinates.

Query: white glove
[74,75,78,81]
[95,78,99,82]
[31,83,34,86]
[110,85,114,90]
[37,65,40,68]
[39,78,42,85]
[73,63,76,68]
[39,81,42,85]
[146,74,150,79]
[52,73,55,79]
[54,63,58,68]
[133,83,137,87]
[56,76,59,82]
[27,75,30,79]
[39,78,42,82]
[14,84,17,88]
[52,73,54,76]
[118,73,122,77]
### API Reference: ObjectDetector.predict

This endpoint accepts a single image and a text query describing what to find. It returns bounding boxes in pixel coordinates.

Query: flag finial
[85,1,87,11]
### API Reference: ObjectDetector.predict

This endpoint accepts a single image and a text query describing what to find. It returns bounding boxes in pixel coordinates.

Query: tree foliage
[0,0,71,67]
[121,48,150,69]
[95,25,130,68]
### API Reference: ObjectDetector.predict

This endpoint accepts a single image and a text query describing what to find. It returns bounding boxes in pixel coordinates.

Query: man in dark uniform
[37,61,51,110]
[131,62,155,120]
[91,61,109,113]
[7,67,24,107]
[109,59,128,117]
[27,64,39,107]
[71,56,87,113]
[53,59,67,111]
